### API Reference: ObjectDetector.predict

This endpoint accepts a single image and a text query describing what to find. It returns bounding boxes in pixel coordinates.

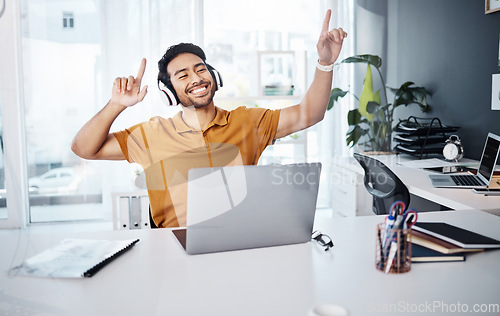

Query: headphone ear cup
[157,81,178,106]
[213,68,223,90]
[207,64,223,91]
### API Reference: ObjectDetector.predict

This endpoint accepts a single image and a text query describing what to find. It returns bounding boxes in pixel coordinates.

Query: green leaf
[328,98,334,110]
[330,88,348,101]
[346,125,369,147]
[341,54,382,69]
[347,109,361,125]
[399,81,414,90]
[419,103,431,113]
[327,88,349,110]
[358,64,382,121]
[365,101,380,114]
[392,81,432,111]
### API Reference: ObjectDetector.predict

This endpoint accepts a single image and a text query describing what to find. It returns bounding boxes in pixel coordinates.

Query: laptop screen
[478,134,500,182]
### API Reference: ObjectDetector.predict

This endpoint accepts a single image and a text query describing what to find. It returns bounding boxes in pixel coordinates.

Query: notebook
[172,163,322,255]
[428,132,500,188]
[411,244,465,263]
[9,238,140,278]
[410,229,483,254]
[412,222,500,249]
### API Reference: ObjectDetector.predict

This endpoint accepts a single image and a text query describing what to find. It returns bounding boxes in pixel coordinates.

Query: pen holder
[375,223,412,274]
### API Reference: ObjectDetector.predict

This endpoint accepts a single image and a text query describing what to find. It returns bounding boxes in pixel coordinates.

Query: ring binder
[84,239,140,277]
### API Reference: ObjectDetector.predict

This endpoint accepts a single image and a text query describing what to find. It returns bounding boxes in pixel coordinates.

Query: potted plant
[328,54,432,152]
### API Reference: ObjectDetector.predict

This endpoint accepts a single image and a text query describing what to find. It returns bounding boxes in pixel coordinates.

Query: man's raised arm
[71,58,148,160]
[275,10,347,139]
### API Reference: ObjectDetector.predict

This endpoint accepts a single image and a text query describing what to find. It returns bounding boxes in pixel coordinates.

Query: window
[62,12,74,28]
[204,0,319,101]
[20,0,197,224]
[203,0,351,207]
[22,0,106,223]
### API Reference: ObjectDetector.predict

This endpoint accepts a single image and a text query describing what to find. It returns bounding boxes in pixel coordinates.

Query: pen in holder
[375,223,412,274]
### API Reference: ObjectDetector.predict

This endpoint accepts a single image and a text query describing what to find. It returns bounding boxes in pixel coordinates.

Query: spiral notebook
[8,238,139,278]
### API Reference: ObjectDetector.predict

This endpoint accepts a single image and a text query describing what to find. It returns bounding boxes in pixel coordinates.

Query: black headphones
[157,64,223,106]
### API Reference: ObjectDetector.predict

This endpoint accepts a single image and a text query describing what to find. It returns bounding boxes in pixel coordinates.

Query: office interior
[1,0,498,228]
[0,0,500,314]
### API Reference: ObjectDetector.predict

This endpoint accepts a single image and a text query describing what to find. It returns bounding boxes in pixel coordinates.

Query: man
[71,10,347,228]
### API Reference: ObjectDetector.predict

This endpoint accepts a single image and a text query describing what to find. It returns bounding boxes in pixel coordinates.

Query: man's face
[167,53,215,108]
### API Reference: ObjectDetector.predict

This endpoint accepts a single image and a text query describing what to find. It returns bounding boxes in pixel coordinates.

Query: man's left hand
[316,9,347,66]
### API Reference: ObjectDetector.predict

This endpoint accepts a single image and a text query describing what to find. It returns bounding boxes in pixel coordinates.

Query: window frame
[0,0,29,228]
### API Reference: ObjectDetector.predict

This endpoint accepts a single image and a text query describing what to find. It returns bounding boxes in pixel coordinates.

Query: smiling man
[71,10,347,228]
[167,54,214,109]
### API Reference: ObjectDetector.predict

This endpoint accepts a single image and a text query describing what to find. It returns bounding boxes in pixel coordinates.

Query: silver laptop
[172,163,321,255]
[429,132,500,188]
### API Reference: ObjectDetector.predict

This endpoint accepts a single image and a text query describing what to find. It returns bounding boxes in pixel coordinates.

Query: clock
[443,135,463,161]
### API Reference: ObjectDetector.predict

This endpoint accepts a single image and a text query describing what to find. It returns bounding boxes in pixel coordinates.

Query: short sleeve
[248,107,281,146]
[112,123,149,165]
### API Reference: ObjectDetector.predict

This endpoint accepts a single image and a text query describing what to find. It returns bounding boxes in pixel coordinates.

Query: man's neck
[181,103,216,131]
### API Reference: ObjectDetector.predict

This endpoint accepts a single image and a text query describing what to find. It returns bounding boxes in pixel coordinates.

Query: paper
[9,238,138,278]
[492,74,500,111]
[396,158,457,169]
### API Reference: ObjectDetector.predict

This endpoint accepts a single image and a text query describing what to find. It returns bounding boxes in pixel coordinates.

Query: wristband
[316,60,334,72]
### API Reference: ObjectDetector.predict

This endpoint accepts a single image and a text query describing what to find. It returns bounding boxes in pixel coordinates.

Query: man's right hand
[111,58,148,107]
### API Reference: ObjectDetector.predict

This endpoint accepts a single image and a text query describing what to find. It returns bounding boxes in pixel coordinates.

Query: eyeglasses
[312,230,334,251]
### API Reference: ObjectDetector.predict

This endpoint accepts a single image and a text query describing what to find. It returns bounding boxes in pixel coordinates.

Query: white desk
[335,155,500,212]
[376,155,500,211]
[1,210,499,315]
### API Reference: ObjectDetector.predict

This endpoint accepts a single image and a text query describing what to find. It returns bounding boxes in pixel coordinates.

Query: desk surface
[340,155,500,211]
[1,209,499,316]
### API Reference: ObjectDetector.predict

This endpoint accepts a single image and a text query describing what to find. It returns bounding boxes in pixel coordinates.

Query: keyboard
[450,175,483,186]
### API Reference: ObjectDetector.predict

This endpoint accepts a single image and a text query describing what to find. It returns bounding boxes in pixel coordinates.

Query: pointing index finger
[321,9,332,35]
[136,58,147,81]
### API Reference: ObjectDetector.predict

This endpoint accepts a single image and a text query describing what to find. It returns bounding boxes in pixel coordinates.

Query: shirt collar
[171,111,192,133]
[172,106,228,134]
[210,106,229,128]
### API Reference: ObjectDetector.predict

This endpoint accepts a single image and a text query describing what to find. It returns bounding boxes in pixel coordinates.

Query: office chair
[353,153,410,215]
[149,205,158,229]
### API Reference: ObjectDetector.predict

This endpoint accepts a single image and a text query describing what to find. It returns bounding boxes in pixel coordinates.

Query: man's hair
[157,43,206,86]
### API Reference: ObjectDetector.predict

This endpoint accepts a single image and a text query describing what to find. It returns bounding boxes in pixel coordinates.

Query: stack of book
[409,222,500,263]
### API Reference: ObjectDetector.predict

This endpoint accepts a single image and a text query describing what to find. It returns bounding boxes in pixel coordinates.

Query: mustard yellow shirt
[113,106,281,227]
